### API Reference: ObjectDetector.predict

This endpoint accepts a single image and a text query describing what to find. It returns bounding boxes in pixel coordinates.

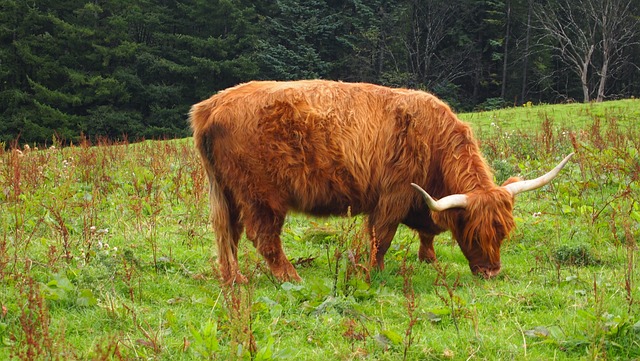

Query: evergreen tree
[256,0,336,79]
[0,0,261,145]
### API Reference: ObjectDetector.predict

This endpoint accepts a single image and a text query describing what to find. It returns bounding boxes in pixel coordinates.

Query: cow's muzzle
[470,263,501,279]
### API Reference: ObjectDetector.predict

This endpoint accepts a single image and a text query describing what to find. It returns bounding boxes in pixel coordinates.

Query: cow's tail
[190,100,244,284]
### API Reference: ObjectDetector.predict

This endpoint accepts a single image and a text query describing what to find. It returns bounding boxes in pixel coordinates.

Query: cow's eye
[493,222,506,240]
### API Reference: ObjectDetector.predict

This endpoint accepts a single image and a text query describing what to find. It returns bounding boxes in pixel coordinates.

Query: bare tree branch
[534,0,639,102]
[594,0,640,101]
[396,0,478,90]
[534,0,597,102]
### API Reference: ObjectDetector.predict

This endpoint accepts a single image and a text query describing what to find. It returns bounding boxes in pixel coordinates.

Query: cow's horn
[411,183,468,211]
[503,153,574,196]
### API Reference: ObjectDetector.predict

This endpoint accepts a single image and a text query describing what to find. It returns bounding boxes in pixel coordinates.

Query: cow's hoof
[221,271,248,285]
[273,265,302,283]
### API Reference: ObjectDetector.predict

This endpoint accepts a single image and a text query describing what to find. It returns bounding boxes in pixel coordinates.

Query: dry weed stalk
[400,250,417,361]
[432,262,479,338]
[329,212,371,296]
[622,219,636,313]
[222,280,257,359]
[122,303,164,355]
[90,335,126,361]
[11,269,75,360]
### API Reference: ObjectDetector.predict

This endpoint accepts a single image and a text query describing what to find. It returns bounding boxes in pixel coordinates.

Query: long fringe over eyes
[461,188,515,263]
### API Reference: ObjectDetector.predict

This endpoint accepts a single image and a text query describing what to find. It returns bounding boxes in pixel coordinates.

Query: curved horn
[503,153,574,196]
[411,183,468,211]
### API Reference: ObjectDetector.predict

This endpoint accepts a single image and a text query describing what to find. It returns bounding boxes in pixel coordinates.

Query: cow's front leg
[367,214,400,270]
[418,232,437,263]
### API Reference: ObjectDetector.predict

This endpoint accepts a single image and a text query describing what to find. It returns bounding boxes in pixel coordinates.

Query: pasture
[1,99,639,360]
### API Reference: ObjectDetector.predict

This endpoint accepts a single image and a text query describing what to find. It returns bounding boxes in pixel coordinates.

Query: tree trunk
[521,0,532,103]
[581,45,595,102]
[376,6,386,77]
[581,70,590,103]
[597,57,609,102]
[534,0,598,103]
[500,0,511,99]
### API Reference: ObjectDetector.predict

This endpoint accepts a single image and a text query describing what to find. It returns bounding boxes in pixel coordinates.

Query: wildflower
[97,228,109,235]
[532,212,542,218]
[443,349,454,358]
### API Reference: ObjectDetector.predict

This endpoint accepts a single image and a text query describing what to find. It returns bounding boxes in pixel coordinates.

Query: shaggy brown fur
[190,80,518,283]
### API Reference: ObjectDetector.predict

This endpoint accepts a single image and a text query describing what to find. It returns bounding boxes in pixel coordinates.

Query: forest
[1,0,639,145]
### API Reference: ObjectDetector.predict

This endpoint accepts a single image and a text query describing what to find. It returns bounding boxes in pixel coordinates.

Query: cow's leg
[367,213,400,269]
[244,205,301,282]
[401,209,443,265]
[418,232,437,263]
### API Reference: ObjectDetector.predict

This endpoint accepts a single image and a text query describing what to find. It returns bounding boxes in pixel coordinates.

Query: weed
[587,274,607,360]
[341,318,367,348]
[222,280,257,359]
[189,318,220,359]
[0,234,6,279]
[325,212,371,297]
[399,250,417,361]
[119,251,140,303]
[122,303,164,356]
[622,218,636,313]
[88,335,126,361]
[541,115,554,154]
[44,205,72,264]
[10,270,74,360]
[553,244,600,267]
[431,262,478,339]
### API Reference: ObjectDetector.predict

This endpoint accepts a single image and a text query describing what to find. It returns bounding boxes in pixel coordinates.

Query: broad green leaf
[562,205,574,214]
[77,289,98,307]
[281,282,303,292]
[380,329,403,345]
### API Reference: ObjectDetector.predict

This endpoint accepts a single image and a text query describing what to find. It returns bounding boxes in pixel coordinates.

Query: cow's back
[191,80,448,216]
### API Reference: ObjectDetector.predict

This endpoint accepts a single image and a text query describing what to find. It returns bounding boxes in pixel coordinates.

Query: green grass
[1,100,639,360]
[460,98,640,133]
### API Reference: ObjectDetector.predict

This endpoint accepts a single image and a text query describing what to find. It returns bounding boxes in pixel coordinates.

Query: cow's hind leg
[244,204,301,282]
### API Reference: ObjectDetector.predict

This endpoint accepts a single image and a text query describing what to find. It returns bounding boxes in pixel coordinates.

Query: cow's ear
[501,177,522,187]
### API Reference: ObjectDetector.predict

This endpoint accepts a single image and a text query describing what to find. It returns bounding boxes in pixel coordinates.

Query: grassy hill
[1,99,639,360]
[461,98,640,132]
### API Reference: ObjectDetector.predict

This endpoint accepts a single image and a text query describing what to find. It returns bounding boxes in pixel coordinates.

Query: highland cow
[190,80,572,284]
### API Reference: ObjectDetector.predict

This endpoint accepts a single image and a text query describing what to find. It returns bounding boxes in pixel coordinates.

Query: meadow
[0,99,639,360]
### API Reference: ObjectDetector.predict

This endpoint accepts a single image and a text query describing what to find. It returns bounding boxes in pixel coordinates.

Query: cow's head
[412,153,573,278]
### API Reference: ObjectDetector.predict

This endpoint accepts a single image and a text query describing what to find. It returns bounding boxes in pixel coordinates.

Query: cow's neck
[438,131,495,196]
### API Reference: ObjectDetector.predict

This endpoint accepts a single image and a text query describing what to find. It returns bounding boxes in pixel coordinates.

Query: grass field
[1,99,639,360]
